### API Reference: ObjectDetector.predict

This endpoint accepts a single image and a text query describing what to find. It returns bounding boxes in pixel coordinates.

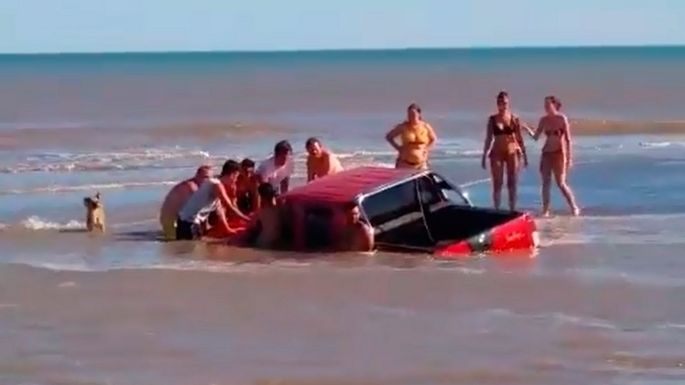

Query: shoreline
[570,119,685,136]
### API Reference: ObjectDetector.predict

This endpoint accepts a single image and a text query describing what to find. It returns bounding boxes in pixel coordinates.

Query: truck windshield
[361,180,421,227]
[360,173,471,227]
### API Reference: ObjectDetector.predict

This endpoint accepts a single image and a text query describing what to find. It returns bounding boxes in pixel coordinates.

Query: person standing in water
[305,137,344,182]
[256,140,294,195]
[481,91,528,211]
[524,96,581,216]
[159,165,212,240]
[385,103,437,170]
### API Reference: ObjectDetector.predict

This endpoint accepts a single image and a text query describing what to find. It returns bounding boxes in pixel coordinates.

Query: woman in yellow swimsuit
[525,96,580,216]
[385,103,437,170]
[481,91,528,211]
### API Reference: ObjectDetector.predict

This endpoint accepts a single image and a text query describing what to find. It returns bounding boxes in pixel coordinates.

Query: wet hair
[257,182,276,200]
[496,91,509,101]
[274,140,292,156]
[305,137,321,149]
[241,158,255,169]
[343,201,359,211]
[407,103,422,114]
[545,95,562,110]
[220,159,241,177]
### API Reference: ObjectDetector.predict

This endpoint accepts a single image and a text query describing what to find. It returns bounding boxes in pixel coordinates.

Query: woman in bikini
[385,103,437,170]
[481,91,528,211]
[524,96,580,216]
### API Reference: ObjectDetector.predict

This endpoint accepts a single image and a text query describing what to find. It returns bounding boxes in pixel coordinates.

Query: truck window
[303,206,334,250]
[417,175,443,206]
[361,180,420,227]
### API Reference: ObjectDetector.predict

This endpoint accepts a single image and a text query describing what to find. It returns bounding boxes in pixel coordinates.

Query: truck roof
[283,166,425,204]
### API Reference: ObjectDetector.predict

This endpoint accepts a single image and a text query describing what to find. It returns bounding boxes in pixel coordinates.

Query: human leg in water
[540,152,554,217]
[505,153,520,211]
[490,156,505,210]
[553,153,580,216]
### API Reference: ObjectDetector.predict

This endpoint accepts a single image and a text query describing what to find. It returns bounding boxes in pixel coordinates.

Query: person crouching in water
[236,158,259,214]
[159,165,212,241]
[336,203,374,252]
[176,160,250,240]
[242,183,283,249]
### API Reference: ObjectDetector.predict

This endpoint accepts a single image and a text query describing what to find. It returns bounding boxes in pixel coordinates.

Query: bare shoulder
[360,221,374,235]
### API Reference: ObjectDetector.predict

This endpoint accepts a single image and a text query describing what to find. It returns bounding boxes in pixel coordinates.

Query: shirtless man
[244,183,282,249]
[336,203,374,252]
[159,165,212,240]
[305,137,343,182]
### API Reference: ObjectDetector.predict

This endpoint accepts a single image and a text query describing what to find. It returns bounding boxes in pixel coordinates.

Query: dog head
[83,192,102,211]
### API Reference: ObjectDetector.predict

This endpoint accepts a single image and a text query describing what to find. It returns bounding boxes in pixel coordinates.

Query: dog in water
[83,192,106,233]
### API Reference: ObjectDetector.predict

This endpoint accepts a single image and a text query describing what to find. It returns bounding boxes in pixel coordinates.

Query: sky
[1,0,684,53]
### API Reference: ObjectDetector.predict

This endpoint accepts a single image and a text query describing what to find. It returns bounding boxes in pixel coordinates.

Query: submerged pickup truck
[278,166,538,258]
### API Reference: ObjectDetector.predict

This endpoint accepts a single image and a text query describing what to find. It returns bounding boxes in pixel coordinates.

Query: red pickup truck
[279,166,539,258]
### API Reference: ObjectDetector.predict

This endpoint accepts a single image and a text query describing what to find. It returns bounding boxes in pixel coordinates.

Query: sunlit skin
[385,104,437,170]
[337,205,374,252]
[524,96,581,216]
[481,93,528,211]
[159,165,212,240]
[306,139,343,182]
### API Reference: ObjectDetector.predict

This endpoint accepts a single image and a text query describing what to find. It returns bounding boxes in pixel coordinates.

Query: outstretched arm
[361,225,375,251]
[520,120,536,138]
[514,119,528,167]
[532,118,545,141]
[214,183,250,221]
[307,158,315,182]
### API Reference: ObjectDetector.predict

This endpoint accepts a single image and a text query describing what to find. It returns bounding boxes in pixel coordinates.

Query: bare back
[160,180,197,222]
[307,150,343,181]
[254,206,281,249]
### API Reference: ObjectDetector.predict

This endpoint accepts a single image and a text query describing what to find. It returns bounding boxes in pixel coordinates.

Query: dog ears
[95,192,101,200]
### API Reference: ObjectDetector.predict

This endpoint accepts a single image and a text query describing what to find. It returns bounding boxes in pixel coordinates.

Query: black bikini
[489,116,517,136]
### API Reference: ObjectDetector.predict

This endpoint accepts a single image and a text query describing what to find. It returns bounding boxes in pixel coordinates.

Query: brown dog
[83,192,106,233]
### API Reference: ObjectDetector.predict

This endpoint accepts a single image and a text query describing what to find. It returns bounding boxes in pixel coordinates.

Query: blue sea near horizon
[1,46,685,385]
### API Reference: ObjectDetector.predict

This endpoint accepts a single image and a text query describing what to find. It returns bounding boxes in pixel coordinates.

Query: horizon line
[1,43,684,56]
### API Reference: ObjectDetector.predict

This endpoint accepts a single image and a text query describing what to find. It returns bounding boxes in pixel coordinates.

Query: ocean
[1,47,685,384]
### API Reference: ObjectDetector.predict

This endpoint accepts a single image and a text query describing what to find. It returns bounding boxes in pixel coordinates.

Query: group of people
[385,93,580,216]
[158,138,374,251]
[159,91,580,251]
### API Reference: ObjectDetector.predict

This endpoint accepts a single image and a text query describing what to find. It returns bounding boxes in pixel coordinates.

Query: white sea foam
[0,147,212,174]
[19,216,85,231]
[1,180,178,195]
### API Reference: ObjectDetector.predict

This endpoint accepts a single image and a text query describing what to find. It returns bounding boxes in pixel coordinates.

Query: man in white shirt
[257,140,294,195]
